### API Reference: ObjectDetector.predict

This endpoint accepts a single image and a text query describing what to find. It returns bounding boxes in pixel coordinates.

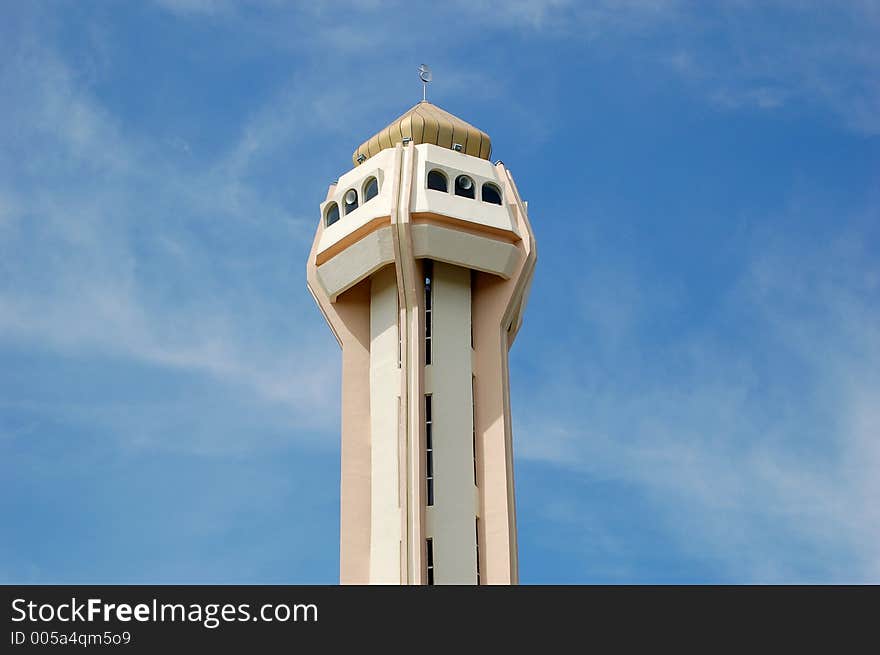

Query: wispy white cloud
[515,215,880,581]
[149,0,880,134]
[458,0,880,133]
[152,0,232,16]
[0,24,341,446]
[3,0,877,582]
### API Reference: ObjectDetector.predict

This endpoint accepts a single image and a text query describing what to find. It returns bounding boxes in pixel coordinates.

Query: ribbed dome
[353,101,491,166]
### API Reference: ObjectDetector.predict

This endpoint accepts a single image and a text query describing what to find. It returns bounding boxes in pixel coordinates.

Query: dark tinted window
[424,260,433,365]
[455,175,475,199]
[363,177,379,202]
[482,183,502,205]
[427,169,448,192]
[325,202,340,226]
[426,394,434,507]
[343,189,358,214]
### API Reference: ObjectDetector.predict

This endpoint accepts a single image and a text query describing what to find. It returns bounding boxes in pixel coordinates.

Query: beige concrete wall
[317,148,396,254]
[471,162,537,585]
[369,264,403,583]
[472,272,515,584]
[334,281,373,584]
[307,186,373,585]
[316,225,395,301]
[411,144,518,234]
[426,261,478,584]
[411,223,521,279]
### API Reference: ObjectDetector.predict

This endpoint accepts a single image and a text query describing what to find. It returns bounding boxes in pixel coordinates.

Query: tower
[307,99,536,584]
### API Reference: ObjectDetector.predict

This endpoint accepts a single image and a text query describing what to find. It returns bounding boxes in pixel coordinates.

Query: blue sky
[1,1,878,584]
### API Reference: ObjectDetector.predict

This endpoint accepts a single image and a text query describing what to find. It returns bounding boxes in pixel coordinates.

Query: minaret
[307,97,536,585]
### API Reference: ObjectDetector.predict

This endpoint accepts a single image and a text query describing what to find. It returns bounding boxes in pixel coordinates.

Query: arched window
[325,202,340,227]
[455,175,475,199]
[427,169,448,192]
[363,177,379,202]
[481,183,502,205]
[343,189,358,214]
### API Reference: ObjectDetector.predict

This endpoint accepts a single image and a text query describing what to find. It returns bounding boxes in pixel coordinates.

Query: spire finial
[418,64,432,102]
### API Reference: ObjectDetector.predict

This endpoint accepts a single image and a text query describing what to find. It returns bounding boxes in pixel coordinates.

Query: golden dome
[353,101,491,167]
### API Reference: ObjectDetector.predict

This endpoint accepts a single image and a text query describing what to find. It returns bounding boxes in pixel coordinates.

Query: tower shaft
[308,125,535,584]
